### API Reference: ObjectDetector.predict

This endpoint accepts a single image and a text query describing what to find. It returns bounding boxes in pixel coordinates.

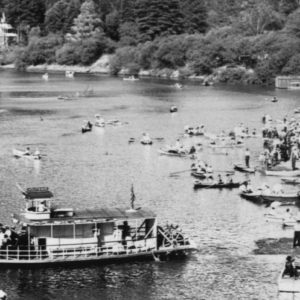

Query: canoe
[265,169,300,177]
[281,178,300,185]
[234,164,255,173]
[158,149,190,157]
[12,149,41,160]
[278,267,300,293]
[194,181,241,189]
[141,140,153,145]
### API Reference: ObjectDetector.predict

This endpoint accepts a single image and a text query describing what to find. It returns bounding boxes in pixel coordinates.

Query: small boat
[234,164,255,173]
[294,107,300,114]
[240,191,300,204]
[271,97,278,103]
[140,134,153,145]
[0,290,7,300]
[42,73,49,81]
[81,121,93,133]
[191,171,207,179]
[94,115,105,127]
[57,95,73,101]
[281,178,300,185]
[128,138,135,143]
[170,106,178,113]
[278,266,300,294]
[13,149,41,160]
[65,70,75,78]
[158,149,190,157]
[174,83,183,89]
[0,186,197,267]
[265,169,300,177]
[194,181,241,189]
[123,76,139,81]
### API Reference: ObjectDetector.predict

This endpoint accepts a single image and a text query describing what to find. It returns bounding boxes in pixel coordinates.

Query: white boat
[0,186,197,267]
[265,170,300,177]
[174,83,183,89]
[12,149,41,160]
[278,267,300,293]
[65,70,74,78]
[42,73,49,81]
[123,76,139,81]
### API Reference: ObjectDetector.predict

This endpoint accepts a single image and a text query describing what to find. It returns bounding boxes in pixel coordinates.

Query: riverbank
[0,54,257,84]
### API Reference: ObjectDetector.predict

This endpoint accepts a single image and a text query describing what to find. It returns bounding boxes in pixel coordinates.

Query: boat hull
[265,170,300,177]
[234,164,255,173]
[240,192,299,204]
[0,246,196,268]
[158,149,189,157]
[194,182,241,189]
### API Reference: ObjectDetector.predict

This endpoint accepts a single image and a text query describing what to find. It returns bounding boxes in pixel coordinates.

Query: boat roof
[15,207,156,225]
[23,187,54,200]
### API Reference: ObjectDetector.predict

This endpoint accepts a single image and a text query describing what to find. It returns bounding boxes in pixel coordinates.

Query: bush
[56,43,81,65]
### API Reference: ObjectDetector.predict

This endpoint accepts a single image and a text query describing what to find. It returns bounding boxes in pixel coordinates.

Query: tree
[105,10,119,40]
[285,8,300,38]
[45,0,80,34]
[180,0,208,34]
[119,22,140,46]
[69,0,103,42]
[278,0,299,15]
[135,0,184,42]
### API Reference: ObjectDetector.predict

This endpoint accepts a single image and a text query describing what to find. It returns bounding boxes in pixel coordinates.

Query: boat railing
[0,237,158,261]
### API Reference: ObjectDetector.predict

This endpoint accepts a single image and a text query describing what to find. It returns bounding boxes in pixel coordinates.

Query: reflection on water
[1,70,300,299]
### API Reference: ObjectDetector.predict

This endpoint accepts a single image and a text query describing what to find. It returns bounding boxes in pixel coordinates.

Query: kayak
[12,149,41,160]
[234,164,255,173]
[281,178,300,185]
[265,169,300,177]
[194,181,241,189]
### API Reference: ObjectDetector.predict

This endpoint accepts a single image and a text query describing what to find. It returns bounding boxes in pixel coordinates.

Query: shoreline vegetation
[1,0,300,85]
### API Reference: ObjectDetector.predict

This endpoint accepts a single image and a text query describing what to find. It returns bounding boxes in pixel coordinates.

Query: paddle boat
[13,148,41,160]
[170,105,178,113]
[123,76,139,81]
[81,121,93,133]
[140,133,153,145]
[0,186,197,267]
[234,164,255,173]
[65,70,75,78]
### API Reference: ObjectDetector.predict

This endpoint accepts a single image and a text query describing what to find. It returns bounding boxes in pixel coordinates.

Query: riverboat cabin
[0,187,195,266]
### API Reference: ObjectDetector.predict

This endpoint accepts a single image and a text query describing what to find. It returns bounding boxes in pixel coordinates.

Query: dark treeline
[1,0,300,84]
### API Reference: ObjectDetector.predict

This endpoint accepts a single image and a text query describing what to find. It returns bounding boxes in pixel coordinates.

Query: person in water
[283,256,299,278]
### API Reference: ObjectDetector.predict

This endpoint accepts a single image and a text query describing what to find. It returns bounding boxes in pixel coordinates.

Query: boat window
[75,224,94,238]
[31,225,51,237]
[145,218,155,237]
[99,222,114,235]
[53,224,74,238]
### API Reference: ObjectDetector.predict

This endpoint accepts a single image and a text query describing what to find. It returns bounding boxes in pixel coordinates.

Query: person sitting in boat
[272,184,284,195]
[189,146,196,154]
[24,147,31,155]
[206,165,213,173]
[226,174,233,184]
[283,256,299,278]
[38,201,47,212]
[217,174,223,184]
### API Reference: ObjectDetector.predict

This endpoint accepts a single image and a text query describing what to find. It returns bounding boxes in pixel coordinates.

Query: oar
[169,169,191,176]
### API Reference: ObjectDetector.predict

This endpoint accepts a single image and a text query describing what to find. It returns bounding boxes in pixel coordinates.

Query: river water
[1,70,300,299]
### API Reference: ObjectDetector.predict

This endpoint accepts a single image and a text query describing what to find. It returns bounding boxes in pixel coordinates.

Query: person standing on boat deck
[283,256,299,278]
[293,222,300,247]
[245,148,250,168]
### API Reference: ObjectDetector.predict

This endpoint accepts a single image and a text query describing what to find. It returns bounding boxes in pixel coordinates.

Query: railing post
[6,247,8,260]
[17,247,19,260]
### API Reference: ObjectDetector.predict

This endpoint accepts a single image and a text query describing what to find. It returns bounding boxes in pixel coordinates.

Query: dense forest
[1,0,300,84]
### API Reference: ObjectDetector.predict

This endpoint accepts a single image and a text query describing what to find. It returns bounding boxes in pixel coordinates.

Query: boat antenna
[130,184,135,210]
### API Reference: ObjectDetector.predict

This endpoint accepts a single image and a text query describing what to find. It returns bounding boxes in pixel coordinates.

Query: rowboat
[170,106,178,113]
[265,169,300,177]
[240,191,300,204]
[158,149,190,157]
[123,76,139,81]
[12,149,41,160]
[0,186,197,267]
[281,178,300,185]
[234,164,255,173]
[278,266,300,293]
[194,181,241,189]
[191,171,207,179]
